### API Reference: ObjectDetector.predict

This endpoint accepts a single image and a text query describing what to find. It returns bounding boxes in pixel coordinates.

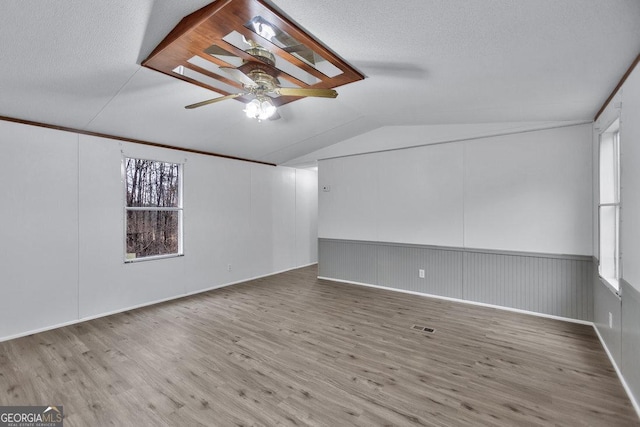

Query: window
[124,157,183,261]
[599,120,620,290]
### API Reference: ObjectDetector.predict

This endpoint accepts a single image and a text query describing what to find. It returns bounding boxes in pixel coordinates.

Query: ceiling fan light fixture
[244,97,276,121]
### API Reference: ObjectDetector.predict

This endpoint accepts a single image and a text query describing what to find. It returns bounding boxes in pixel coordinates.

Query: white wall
[250,165,296,278]
[378,144,464,246]
[319,123,593,256]
[0,120,318,340]
[0,125,79,336]
[318,153,381,242]
[295,169,319,265]
[464,125,592,254]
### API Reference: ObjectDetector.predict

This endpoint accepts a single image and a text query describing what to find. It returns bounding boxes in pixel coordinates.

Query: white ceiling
[1,0,639,165]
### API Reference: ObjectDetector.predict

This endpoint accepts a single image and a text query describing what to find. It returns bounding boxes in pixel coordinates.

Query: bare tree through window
[125,158,182,260]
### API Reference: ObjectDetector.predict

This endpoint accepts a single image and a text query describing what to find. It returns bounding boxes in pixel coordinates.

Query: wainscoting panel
[464,252,593,320]
[593,274,622,364]
[319,238,594,321]
[621,279,640,408]
[377,244,463,298]
[318,239,378,285]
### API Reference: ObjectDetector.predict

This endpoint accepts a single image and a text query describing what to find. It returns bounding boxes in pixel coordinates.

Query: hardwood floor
[1,265,637,426]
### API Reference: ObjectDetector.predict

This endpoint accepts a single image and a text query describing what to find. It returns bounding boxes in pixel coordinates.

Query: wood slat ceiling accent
[142,0,365,107]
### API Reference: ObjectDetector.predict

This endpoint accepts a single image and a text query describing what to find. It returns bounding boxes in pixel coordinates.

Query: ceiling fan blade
[219,67,255,86]
[185,93,244,109]
[273,87,338,98]
[205,45,236,57]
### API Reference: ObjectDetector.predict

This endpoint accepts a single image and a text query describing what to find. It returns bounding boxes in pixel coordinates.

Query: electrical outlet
[227,264,232,272]
[419,269,425,279]
[609,312,613,328]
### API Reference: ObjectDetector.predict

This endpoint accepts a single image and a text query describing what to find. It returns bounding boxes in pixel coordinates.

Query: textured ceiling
[0,0,639,165]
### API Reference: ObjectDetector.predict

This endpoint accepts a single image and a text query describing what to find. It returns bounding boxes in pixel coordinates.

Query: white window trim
[598,119,621,293]
[122,156,184,263]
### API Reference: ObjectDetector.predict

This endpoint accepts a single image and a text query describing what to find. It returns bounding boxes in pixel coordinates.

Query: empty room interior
[1,0,640,425]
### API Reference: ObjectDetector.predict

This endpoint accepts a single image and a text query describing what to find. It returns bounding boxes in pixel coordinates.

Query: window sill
[599,276,621,298]
[124,253,184,264]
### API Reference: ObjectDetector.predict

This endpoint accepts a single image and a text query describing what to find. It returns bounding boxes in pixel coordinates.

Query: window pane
[599,205,618,280]
[126,210,180,259]
[599,131,619,204]
[125,158,180,208]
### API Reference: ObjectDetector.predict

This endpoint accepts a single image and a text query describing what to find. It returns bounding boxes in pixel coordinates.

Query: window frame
[598,119,621,292]
[122,156,184,263]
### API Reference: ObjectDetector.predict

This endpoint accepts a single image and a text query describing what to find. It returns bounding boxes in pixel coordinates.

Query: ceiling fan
[185,39,338,121]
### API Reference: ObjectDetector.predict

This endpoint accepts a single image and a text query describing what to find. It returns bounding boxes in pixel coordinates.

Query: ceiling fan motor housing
[238,60,279,93]
[245,45,275,66]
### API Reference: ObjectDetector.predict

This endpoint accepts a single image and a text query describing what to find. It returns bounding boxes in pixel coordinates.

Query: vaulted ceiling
[1,1,639,165]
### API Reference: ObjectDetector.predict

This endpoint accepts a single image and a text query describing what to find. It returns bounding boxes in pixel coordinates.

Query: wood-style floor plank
[0,265,637,426]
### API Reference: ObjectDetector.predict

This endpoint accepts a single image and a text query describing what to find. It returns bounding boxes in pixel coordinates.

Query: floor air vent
[412,325,435,333]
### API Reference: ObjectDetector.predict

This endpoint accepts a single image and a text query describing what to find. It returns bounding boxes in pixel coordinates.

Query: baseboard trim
[0,263,318,343]
[593,325,640,420]
[317,276,592,325]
